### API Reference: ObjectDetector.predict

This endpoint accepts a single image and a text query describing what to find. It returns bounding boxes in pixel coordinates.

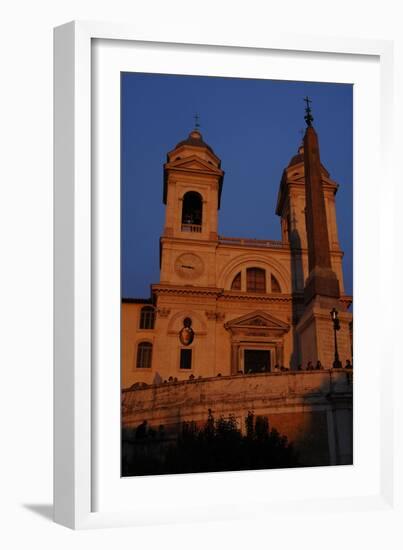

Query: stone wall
[122,369,353,466]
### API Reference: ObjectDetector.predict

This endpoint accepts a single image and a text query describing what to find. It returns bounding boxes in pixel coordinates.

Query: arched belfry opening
[181,191,203,232]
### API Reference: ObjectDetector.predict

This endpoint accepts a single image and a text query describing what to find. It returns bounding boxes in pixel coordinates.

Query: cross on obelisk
[304,96,314,127]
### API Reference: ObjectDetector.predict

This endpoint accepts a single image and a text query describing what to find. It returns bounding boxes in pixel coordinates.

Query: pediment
[166,155,222,175]
[225,310,290,333]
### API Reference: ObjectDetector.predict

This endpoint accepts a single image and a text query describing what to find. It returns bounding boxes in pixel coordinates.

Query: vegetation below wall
[122,409,300,476]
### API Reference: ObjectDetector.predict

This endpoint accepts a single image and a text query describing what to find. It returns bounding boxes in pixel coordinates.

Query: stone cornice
[160,236,219,249]
[219,291,294,303]
[340,295,353,308]
[152,284,305,303]
[152,284,222,298]
[152,284,351,307]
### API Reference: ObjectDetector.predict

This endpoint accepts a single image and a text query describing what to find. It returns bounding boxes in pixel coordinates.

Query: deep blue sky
[121,73,353,298]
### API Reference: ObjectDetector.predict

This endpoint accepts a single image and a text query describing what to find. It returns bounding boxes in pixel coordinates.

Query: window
[136,342,153,369]
[180,348,192,370]
[271,274,281,293]
[139,306,155,329]
[231,272,241,290]
[246,268,266,293]
[181,191,203,231]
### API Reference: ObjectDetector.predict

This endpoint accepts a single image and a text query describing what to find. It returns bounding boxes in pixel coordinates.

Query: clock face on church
[174,253,204,280]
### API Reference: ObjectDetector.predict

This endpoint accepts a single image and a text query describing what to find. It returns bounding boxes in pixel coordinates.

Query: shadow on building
[288,210,304,370]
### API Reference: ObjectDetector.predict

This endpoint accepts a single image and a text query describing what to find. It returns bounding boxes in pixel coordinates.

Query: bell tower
[276,137,346,295]
[162,127,224,241]
[159,126,224,286]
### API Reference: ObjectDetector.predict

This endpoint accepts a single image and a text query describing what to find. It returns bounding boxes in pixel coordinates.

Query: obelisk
[296,98,351,369]
[302,98,340,304]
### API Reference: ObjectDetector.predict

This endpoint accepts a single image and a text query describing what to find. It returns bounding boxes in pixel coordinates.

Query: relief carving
[248,318,268,326]
[157,307,171,318]
[205,311,226,321]
[205,310,216,320]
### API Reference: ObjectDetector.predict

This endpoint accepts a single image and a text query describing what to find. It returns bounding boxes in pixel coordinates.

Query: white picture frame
[54,21,399,530]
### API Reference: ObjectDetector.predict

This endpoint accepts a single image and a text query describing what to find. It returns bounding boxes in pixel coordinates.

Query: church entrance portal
[244,349,271,374]
[225,311,290,375]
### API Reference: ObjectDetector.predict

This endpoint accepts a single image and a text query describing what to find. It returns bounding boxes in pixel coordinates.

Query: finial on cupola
[304,96,314,127]
[194,113,201,130]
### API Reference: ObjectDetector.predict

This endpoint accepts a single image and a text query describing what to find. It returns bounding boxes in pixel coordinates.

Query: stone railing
[181,223,202,233]
[219,236,288,249]
[123,368,353,394]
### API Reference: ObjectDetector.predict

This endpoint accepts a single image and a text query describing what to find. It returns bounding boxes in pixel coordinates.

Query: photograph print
[120,73,353,476]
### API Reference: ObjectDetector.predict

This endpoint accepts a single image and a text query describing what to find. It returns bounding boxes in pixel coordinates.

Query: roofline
[122,297,153,304]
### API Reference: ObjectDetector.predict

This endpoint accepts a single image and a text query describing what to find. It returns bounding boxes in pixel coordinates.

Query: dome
[173,129,216,156]
[288,145,304,167]
[287,144,329,177]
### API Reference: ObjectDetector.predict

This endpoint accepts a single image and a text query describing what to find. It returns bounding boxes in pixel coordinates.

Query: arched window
[231,272,241,290]
[136,342,153,369]
[246,268,266,293]
[181,191,203,232]
[271,274,281,293]
[139,306,155,329]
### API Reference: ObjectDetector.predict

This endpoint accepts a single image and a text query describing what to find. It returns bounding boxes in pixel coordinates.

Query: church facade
[121,126,352,390]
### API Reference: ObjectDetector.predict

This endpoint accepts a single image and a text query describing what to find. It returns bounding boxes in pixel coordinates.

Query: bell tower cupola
[162,125,224,241]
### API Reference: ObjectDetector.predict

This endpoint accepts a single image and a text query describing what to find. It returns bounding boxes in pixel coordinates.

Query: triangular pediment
[225,310,290,332]
[166,155,222,175]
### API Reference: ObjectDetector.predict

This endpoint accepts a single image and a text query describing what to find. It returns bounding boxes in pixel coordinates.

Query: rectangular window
[180,348,192,370]
[139,306,155,329]
[136,342,153,369]
[246,268,266,293]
